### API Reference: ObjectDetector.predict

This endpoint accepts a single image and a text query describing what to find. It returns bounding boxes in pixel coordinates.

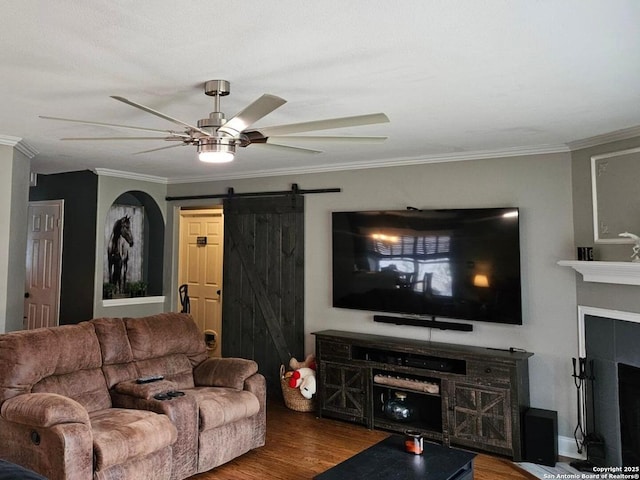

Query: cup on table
[404,430,423,455]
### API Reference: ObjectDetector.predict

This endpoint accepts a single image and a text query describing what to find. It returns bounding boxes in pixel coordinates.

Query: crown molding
[36,125,640,185]
[15,141,39,159]
[94,168,168,184]
[167,143,571,184]
[566,125,640,151]
[0,134,22,147]
[0,135,39,158]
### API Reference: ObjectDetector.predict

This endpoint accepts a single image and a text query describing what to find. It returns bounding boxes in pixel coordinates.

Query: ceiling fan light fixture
[43,79,390,164]
[198,140,235,163]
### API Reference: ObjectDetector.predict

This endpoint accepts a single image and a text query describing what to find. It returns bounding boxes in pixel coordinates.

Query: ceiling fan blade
[267,135,388,144]
[39,115,190,136]
[218,94,287,137]
[110,96,212,137]
[61,136,175,141]
[253,142,322,155]
[133,143,188,155]
[250,113,389,137]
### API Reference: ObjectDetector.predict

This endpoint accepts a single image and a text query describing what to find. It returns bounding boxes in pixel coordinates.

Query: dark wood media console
[313,330,533,460]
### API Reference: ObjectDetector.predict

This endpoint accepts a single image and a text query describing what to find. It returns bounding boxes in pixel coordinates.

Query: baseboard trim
[558,435,586,460]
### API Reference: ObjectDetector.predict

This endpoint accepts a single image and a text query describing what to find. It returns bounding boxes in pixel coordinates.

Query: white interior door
[24,200,63,329]
[178,208,224,356]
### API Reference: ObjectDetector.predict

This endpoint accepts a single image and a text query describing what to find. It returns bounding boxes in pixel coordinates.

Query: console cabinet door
[448,381,512,454]
[319,361,367,424]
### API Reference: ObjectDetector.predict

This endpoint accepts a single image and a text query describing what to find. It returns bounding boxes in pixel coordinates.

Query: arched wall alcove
[103,190,164,297]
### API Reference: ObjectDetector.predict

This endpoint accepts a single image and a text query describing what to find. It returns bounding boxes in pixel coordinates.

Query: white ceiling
[2,1,639,183]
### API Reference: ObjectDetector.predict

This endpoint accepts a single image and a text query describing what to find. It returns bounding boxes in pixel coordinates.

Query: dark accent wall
[29,170,98,324]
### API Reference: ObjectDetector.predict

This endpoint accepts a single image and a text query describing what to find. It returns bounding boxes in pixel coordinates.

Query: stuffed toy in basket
[280,355,317,412]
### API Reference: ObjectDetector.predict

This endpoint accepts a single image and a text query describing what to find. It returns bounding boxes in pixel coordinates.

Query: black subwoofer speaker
[524,408,558,466]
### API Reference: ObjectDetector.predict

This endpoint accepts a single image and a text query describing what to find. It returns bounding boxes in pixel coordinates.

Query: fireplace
[584,311,640,467]
[618,363,640,466]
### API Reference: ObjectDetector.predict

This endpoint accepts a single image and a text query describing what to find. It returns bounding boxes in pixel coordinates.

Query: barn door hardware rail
[166,183,341,201]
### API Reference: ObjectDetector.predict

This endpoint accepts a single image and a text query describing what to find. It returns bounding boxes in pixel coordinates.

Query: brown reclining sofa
[0,312,266,480]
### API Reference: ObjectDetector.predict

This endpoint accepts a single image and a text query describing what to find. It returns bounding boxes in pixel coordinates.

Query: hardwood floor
[190,401,538,480]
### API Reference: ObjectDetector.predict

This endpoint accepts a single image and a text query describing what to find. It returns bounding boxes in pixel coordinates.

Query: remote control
[136,375,164,384]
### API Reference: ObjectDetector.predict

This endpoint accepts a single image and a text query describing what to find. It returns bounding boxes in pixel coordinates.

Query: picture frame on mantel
[591,146,640,244]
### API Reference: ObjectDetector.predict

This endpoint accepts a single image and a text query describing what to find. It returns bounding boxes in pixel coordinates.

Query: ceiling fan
[40,80,390,163]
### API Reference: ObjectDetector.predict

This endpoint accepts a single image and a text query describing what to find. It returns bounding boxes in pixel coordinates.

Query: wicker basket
[280,365,316,412]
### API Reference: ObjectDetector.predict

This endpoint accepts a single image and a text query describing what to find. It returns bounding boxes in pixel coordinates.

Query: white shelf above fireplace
[557,260,640,286]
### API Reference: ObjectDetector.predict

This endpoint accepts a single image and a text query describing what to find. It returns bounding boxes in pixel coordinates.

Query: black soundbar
[373,315,473,332]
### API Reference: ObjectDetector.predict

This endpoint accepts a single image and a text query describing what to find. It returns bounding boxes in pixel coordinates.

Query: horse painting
[107,215,134,294]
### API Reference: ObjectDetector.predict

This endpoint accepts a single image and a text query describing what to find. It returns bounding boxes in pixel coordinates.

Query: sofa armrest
[1,393,90,428]
[113,380,178,400]
[0,395,94,480]
[193,357,258,390]
[244,373,267,411]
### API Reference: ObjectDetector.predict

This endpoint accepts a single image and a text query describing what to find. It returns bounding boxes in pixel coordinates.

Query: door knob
[24,292,30,298]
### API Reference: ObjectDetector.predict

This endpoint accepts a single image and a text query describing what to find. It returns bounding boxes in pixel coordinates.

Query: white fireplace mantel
[557,260,640,286]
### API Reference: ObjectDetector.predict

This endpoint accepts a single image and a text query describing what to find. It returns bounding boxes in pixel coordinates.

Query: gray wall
[167,152,579,443]
[571,136,640,311]
[93,174,169,318]
[0,145,30,333]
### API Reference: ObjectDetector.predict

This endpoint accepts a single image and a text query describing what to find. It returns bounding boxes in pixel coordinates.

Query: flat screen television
[332,208,522,325]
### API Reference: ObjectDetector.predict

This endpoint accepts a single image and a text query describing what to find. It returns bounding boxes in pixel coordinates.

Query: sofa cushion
[186,387,260,431]
[90,408,177,471]
[0,323,109,411]
[93,315,208,389]
[32,368,111,412]
[91,317,141,389]
[134,354,196,390]
[92,318,134,364]
[124,313,208,367]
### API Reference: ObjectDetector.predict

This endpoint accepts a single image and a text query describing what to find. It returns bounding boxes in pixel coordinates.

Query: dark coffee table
[314,435,476,480]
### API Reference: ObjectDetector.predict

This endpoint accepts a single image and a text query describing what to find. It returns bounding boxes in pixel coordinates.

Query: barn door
[222,195,304,396]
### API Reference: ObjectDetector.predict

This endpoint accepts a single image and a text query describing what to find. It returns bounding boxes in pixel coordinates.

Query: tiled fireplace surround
[579,306,640,466]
